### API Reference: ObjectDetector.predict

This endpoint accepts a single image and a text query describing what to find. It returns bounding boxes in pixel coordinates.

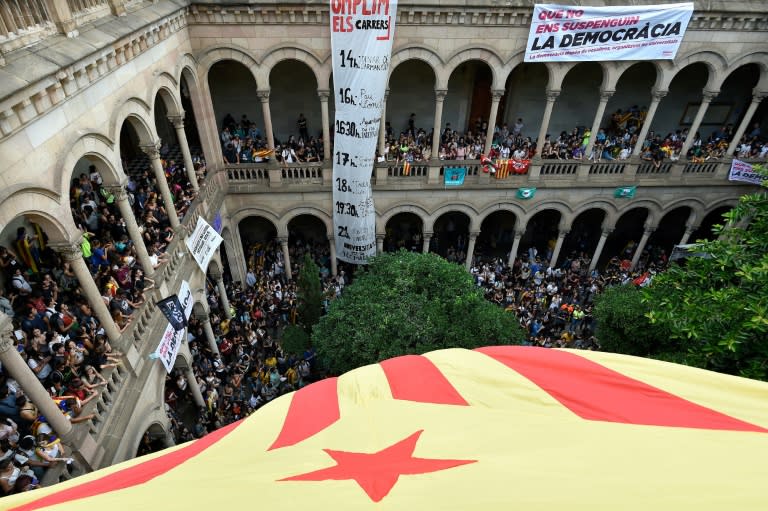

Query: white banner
[330,0,397,263]
[525,3,693,62]
[728,159,763,185]
[186,216,223,272]
[155,280,193,373]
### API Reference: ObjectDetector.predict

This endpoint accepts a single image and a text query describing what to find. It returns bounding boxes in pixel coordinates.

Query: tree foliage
[592,284,671,357]
[642,167,768,380]
[312,250,525,374]
[281,324,311,357]
[297,253,323,337]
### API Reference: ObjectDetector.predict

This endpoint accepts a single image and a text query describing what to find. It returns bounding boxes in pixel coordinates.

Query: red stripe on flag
[380,355,469,406]
[10,420,244,511]
[269,377,340,450]
[475,346,768,433]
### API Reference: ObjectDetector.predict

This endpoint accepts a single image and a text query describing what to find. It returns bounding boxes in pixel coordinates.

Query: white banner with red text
[330,0,397,263]
[525,3,693,62]
[728,159,763,185]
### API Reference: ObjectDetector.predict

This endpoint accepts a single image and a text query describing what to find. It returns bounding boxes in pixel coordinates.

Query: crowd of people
[0,145,204,494]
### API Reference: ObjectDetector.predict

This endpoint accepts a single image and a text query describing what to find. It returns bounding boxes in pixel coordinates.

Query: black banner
[157,294,187,332]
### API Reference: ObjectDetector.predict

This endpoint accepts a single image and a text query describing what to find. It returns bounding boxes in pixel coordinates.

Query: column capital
[317,89,330,101]
[701,89,719,102]
[491,89,506,101]
[751,90,768,102]
[194,313,211,324]
[102,184,128,201]
[601,227,614,237]
[167,114,185,129]
[545,89,561,101]
[50,240,84,262]
[376,233,385,241]
[140,141,162,159]
[422,231,434,238]
[557,230,570,238]
[434,89,448,101]
[384,88,390,100]
[650,89,668,101]
[256,90,271,102]
[514,228,526,237]
[327,234,335,243]
[276,236,289,245]
[599,90,615,101]
[0,313,15,354]
[643,226,657,236]
[469,231,481,240]
[685,224,699,234]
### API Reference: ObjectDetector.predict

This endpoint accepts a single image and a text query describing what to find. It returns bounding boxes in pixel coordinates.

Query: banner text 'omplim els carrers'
[331,0,391,32]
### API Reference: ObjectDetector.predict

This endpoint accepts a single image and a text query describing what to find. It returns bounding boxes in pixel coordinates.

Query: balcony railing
[224,157,753,191]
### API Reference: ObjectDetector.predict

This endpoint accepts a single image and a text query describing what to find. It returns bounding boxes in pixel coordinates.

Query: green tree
[312,250,525,374]
[643,167,768,380]
[593,284,672,357]
[281,324,311,357]
[297,253,323,337]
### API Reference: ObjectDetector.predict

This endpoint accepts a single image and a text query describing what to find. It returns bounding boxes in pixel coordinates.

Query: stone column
[209,268,231,319]
[376,234,385,254]
[0,314,74,441]
[630,227,655,270]
[186,365,204,408]
[103,184,155,277]
[197,314,220,356]
[378,89,390,157]
[140,142,180,229]
[107,0,127,16]
[53,241,121,342]
[277,237,292,281]
[589,228,613,271]
[328,235,338,277]
[727,92,767,156]
[465,232,479,271]
[431,89,448,158]
[257,90,276,152]
[633,89,667,156]
[422,231,433,254]
[484,90,506,155]
[508,229,524,267]
[678,225,698,246]
[318,89,331,162]
[168,114,199,191]
[680,90,719,158]
[44,0,78,36]
[585,90,615,157]
[535,89,560,158]
[549,230,569,269]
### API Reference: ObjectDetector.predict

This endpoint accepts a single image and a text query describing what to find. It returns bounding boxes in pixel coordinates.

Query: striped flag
[517,187,536,199]
[402,161,411,176]
[6,347,767,510]
[495,160,509,179]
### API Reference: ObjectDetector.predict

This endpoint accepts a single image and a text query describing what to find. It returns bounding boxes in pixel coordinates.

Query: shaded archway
[180,70,203,154]
[605,62,657,136]
[384,212,424,253]
[651,62,708,138]
[269,60,321,144]
[561,208,607,263]
[387,60,437,139]
[136,423,169,457]
[238,216,278,252]
[432,212,470,261]
[690,206,732,242]
[287,214,327,247]
[647,206,692,261]
[445,61,494,135]
[601,208,649,267]
[477,211,517,260]
[549,62,603,137]
[521,210,561,263]
[710,64,761,144]
[501,63,548,142]
[208,60,264,143]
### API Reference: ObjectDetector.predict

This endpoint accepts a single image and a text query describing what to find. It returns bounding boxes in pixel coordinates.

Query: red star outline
[279,430,476,502]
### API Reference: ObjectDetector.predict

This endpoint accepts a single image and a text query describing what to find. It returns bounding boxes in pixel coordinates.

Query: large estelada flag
[5,346,768,510]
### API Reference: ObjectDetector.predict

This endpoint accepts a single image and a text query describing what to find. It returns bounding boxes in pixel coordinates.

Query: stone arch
[570,201,617,228]
[196,45,263,89]
[522,200,573,228]
[442,46,504,89]
[110,97,157,146]
[0,192,77,246]
[477,203,527,225]
[57,134,124,194]
[659,197,707,225]
[175,53,201,88]
[378,203,431,233]
[280,206,333,237]
[257,44,326,91]
[661,49,728,91]
[230,208,282,235]
[611,200,663,227]
[724,53,768,91]
[389,45,444,87]
[427,202,481,231]
[150,72,183,118]
[543,62,573,91]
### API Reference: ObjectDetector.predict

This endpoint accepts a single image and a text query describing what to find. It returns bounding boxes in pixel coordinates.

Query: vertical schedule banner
[330,0,397,263]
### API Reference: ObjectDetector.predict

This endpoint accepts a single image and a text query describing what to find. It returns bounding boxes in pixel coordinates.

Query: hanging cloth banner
[444,167,466,186]
[154,280,194,373]
[525,3,694,62]
[186,216,224,272]
[728,159,763,185]
[330,0,398,264]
